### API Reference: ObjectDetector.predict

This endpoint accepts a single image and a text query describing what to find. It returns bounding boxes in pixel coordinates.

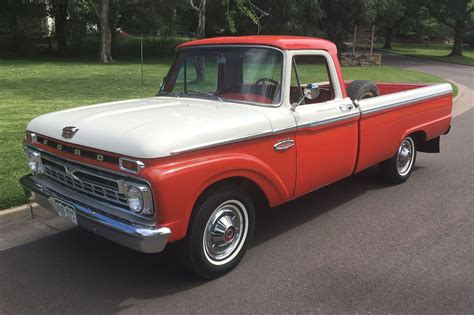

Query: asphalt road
[380,52,474,88]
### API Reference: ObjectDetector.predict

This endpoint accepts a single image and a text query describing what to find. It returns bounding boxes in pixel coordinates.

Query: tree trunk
[55,0,69,57]
[190,0,206,80]
[196,0,206,39]
[170,5,177,37]
[383,27,393,49]
[449,22,464,57]
[98,0,113,63]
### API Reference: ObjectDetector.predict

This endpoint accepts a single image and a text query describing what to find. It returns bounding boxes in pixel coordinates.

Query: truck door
[290,52,360,197]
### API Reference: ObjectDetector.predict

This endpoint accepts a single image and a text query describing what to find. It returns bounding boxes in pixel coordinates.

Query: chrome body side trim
[299,112,360,129]
[359,84,452,116]
[20,175,170,253]
[170,130,274,155]
[273,125,297,134]
[170,111,361,155]
[362,91,451,115]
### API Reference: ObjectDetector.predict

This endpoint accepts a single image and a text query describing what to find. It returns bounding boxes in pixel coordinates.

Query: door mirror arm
[291,83,320,111]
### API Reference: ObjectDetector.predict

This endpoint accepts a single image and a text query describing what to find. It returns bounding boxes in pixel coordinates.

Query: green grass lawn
[377,43,474,66]
[0,59,458,210]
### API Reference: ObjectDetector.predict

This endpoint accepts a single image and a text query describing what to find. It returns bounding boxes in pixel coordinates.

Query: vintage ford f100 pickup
[21,36,452,278]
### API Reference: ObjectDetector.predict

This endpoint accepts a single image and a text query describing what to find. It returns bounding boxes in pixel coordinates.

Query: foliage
[1,0,472,59]
[421,0,474,56]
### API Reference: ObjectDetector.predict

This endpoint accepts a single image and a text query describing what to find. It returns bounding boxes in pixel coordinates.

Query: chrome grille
[41,155,128,208]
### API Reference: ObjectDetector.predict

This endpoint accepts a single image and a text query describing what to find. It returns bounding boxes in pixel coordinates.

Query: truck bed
[350,82,452,172]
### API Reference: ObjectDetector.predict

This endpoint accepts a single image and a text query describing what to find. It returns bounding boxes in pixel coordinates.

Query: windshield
[159,46,283,105]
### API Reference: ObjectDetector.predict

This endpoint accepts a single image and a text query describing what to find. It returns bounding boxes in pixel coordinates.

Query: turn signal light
[25,131,37,144]
[119,158,145,174]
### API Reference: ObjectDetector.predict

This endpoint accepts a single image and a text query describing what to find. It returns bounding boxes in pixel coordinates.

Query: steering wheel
[255,78,280,86]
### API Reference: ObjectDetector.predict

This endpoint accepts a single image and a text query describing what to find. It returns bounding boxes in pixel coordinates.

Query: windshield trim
[158,45,287,108]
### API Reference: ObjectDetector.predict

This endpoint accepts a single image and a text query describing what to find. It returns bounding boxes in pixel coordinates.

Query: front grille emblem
[62,126,79,139]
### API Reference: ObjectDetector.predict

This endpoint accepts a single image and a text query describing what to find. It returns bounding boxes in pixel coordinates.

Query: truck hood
[27,97,273,158]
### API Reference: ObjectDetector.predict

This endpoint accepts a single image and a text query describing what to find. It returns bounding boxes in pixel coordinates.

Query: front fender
[145,152,295,242]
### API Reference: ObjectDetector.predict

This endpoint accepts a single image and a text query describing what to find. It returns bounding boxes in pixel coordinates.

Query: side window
[290,55,335,104]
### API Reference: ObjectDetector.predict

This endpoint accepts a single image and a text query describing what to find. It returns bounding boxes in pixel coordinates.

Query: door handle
[274,139,295,151]
[339,104,354,111]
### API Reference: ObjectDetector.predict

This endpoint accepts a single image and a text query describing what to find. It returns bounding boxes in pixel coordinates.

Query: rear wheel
[380,136,417,184]
[180,183,255,278]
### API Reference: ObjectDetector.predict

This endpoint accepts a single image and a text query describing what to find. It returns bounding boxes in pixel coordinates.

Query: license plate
[52,199,78,225]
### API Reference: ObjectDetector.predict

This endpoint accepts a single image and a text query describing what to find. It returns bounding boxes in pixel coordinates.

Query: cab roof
[177,35,338,54]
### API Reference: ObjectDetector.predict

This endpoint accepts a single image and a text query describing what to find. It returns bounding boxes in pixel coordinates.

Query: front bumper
[20,175,171,253]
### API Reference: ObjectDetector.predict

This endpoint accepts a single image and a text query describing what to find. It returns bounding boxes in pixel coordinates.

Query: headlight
[126,186,144,213]
[25,148,43,174]
[124,184,154,216]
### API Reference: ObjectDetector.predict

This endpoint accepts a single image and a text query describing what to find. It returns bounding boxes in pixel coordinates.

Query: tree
[238,0,321,35]
[374,0,423,49]
[321,0,377,54]
[190,0,206,38]
[423,0,474,56]
[89,0,113,62]
[49,0,70,57]
[375,0,405,49]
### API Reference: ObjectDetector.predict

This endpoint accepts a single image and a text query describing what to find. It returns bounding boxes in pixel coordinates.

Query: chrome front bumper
[20,175,171,253]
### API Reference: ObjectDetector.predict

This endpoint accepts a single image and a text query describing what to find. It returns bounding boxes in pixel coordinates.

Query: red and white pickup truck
[21,36,452,278]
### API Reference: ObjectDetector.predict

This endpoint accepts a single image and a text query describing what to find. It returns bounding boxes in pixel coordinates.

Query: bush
[464,32,474,48]
[79,35,190,60]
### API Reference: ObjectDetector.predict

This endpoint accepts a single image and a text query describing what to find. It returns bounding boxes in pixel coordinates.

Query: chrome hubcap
[203,200,247,264]
[397,138,415,176]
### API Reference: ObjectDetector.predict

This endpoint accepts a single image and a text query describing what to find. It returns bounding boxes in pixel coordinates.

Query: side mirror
[291,83,320,111]
[303,83,320,100]
[159,76,167,92]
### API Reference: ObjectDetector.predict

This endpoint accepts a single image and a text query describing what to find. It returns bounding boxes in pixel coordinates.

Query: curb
[449,79,461,104]
[0,203,51,227]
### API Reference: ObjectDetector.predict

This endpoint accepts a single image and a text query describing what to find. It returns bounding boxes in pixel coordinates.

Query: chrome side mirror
[303,83,320,100]
[291,83,320,111]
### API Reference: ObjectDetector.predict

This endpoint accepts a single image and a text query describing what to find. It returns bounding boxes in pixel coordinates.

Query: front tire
[180,184,255,279]
[380,136,417,184]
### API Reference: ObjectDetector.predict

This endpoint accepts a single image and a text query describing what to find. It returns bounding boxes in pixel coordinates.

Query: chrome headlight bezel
[24,148,44,174]
[122,181,154,216]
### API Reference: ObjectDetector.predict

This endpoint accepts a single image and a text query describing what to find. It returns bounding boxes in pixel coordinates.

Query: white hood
[27,97,274,158]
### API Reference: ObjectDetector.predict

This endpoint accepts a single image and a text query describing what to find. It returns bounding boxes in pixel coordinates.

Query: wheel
[255,77,280,86]
[180,183,255,278]
[380,136,417,184]
[346,80,380,101]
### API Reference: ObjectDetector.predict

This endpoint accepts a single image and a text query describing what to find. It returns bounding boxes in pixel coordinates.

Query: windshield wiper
[179,91,224,103]
[157,91,177,97]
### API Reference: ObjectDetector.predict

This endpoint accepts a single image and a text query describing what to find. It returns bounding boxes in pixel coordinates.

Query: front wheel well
[195,177,270,212]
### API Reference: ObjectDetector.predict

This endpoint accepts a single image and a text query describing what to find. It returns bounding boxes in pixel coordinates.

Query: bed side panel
[355,84,452,173]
